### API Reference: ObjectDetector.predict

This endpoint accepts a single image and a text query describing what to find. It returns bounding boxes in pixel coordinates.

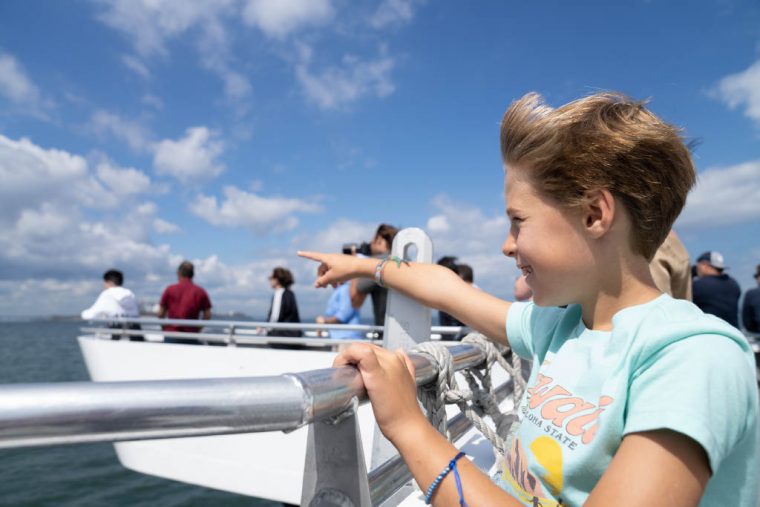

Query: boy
[299,92,757,506]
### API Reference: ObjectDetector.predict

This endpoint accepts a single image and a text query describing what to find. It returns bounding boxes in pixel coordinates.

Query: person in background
[266,267,303,347]
[457,263,475,287]
[317,282,362,340]
[513,274,533,302]
[436,256,465,336]
[350,224,399,327]
[159,261,212,343]
[692,251,741,327]
[81,269,143,341]
[742,264,760,333]
[649,230,692,300]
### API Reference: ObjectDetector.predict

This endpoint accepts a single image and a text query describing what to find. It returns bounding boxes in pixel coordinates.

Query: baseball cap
[697,251,727,270]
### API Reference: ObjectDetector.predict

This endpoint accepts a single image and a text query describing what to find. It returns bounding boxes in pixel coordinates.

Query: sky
[0,0,759,320]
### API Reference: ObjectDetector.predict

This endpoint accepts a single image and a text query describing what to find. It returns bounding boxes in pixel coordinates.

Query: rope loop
[412,333,528,457]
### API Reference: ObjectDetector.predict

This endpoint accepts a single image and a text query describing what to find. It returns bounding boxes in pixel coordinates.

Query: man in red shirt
[158,261,212,343]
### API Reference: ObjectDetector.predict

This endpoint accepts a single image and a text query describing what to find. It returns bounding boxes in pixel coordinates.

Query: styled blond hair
[500,92,696,260]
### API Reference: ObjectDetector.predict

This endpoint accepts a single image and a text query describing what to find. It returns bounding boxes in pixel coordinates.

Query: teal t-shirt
[494,294,758,507]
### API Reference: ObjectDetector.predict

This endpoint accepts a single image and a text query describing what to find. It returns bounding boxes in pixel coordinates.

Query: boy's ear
[582,189,615,238]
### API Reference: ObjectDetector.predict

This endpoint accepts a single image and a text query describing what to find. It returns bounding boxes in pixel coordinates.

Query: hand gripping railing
[0,343,491,505]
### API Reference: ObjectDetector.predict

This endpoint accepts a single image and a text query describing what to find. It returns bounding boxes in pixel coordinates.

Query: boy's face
[502,167,595,306]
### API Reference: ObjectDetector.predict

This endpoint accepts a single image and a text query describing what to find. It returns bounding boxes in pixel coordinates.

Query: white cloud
[241,0,333,39]
[370,0,420,29]
[190,185,321,233]
[153,127,225,183]
[153,218,182,234]
[424,194,519,299]
[0,134,117,221]
[0,133,327,317]
[142,94,164,109]
[121,54,151,80]
[0,51,51,115]
[296,48,395,110]
[96,0,251,104]
[292,218,378,254]
[96,162,152,195]
[714,59,760,124]
[427,214,450,233]
[677,160,760,228]
[0,134,181,288]
[89,110,153,152]
[95,0,236,57]
[0,51,41,104]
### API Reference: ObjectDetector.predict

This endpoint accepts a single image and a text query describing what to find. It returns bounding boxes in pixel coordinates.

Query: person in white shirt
[81,269,142,340]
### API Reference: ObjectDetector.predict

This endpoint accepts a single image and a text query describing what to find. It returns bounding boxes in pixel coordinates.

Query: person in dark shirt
[692,251,740,327]
[741,264,760,333]
[266,267,303,349]
[159,261,212,343]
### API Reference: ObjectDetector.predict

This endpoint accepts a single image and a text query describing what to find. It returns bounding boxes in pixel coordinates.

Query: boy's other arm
[586,429,709,507]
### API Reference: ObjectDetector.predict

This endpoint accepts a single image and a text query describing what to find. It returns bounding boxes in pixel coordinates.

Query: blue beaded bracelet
[424,451,468,506]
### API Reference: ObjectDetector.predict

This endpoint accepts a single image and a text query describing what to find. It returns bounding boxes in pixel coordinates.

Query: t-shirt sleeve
[624,334,755,473]
[200,289,211,310]
[505,302,568,361]
[506,302,534,359]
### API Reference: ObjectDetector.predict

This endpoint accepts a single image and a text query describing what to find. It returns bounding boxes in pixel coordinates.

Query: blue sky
[1,0,759,319]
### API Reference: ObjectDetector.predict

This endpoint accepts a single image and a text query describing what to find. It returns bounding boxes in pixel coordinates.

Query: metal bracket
[370,227,433,503]
[301,398,371,507]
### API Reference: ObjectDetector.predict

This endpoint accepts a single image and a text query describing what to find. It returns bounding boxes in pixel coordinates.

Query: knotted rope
[412,333,526,457]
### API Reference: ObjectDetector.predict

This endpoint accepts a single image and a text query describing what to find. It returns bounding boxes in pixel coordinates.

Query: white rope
[412,333,527,457]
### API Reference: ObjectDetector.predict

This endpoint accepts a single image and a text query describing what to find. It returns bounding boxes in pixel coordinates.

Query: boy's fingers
[297,251,325,263]
[333,343,381,370]
[397,349,416,380]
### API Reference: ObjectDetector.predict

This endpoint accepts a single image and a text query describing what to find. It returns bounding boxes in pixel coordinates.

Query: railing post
[372,227,434,503]
[300,399,371,506]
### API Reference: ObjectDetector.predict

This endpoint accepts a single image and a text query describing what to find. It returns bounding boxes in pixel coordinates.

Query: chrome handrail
[0,344,485,449]
[84,316,465,335]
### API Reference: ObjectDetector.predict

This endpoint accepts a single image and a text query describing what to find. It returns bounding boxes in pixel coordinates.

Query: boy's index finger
[297,250,325,263]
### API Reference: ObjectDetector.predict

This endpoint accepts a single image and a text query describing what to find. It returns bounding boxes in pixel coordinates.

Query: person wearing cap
[692,251,741,327]
[741,264,760,333]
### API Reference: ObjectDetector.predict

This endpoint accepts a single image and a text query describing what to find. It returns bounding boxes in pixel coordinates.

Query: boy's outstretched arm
[298,251,511,345]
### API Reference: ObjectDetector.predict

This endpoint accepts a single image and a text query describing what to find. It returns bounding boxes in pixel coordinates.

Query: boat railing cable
[81,317,466,345]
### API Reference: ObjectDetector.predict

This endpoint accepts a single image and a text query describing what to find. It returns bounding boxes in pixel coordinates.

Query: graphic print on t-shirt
[498,360,615,506]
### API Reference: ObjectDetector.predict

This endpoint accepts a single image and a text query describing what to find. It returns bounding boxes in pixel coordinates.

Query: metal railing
[82,316,467,347]
[0,343,497,506]
[0,343,484,448]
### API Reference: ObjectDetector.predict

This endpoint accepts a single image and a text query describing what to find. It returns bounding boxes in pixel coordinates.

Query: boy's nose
[502,234,517,258]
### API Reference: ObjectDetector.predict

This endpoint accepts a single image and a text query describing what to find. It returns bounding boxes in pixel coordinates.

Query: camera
[342,242,372,256]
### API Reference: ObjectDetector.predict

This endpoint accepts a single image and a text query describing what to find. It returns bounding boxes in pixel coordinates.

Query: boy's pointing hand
[298,251,363,288]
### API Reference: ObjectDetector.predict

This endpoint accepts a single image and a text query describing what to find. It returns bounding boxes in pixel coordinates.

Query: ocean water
[0,321,281,507]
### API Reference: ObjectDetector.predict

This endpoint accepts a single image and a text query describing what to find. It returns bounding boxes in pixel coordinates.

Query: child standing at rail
[299,92,758,506]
